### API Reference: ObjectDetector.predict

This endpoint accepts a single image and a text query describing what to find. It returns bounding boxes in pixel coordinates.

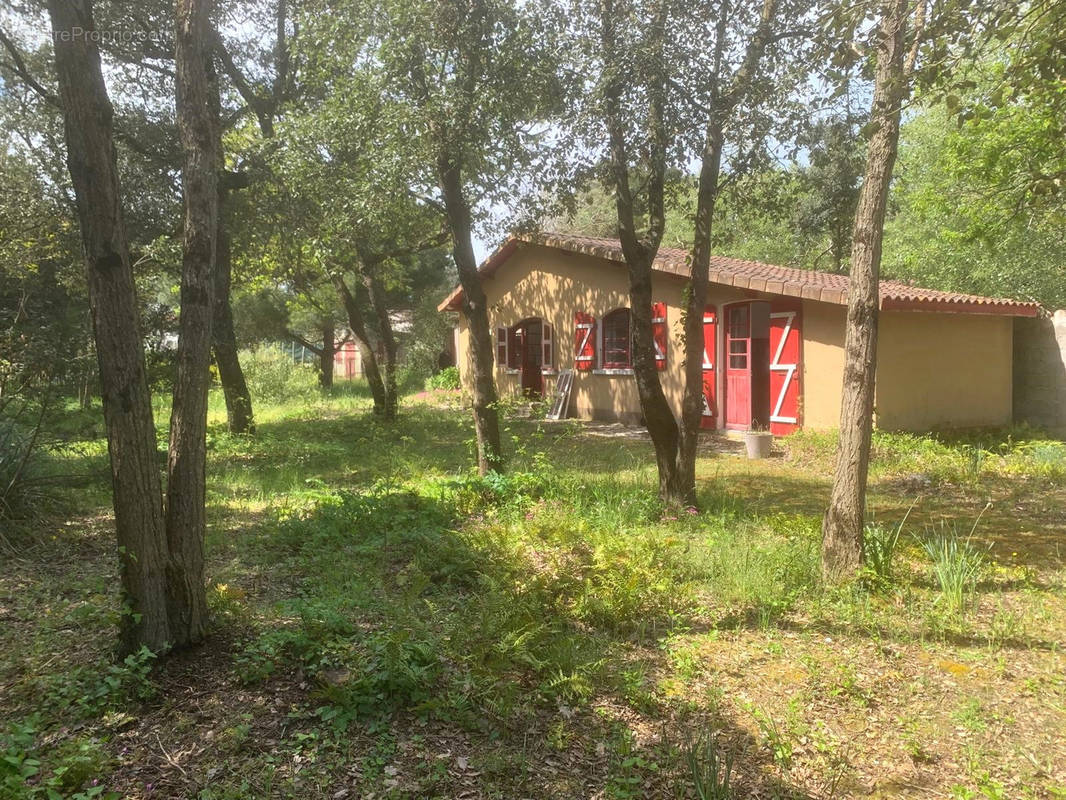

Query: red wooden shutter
[542,323,553,369]
[507,327,520,369]
[651,302,667,370]
[769,300,802,435]
[700,306,717,428]
[574,312,596,370]
[495,327,507,366]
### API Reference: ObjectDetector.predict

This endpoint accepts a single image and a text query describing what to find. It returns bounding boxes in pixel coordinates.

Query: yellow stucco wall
[799,300,846,430]
[874,311,1013,430]
[453,243,1015,431]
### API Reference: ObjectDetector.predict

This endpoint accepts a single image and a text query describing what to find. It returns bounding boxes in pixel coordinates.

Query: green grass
[0,385,1064,799]
[786,426,1066,485]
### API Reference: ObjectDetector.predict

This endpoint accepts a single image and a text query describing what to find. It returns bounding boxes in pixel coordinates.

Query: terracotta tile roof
[438,232,1041,317]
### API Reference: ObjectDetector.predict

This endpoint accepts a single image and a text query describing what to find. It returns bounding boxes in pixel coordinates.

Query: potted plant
[743,424,774,459]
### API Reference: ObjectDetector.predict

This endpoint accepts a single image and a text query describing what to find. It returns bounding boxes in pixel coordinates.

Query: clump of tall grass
[693,514,819,623]
[862,499,917,589]
[918,505,991,615]
[685,731,735,800]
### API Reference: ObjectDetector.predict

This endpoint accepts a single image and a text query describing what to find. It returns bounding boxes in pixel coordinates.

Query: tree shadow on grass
[207,478,819,799]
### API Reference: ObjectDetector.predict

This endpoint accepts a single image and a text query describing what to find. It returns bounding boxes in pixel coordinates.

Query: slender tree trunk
[333,274,388,415]
[212,192,254,433]
[678,121,724,503]
[600,0,681,502]
[165,0,218,645]
[438,156,503,475]
[319,322,335,389]
[47,0,171,654]
[627,263,682,501]
[677,0,778,505]
[364,268,398,420]
[822,0,910,582]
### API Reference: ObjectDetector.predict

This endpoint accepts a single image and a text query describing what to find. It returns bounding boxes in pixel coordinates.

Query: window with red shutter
[542,323,553,370]
[651,302,667,370]
[574,312,596,370]
[601,308,631,368]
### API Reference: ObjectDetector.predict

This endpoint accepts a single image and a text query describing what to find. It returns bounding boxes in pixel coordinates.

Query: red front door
[700,307,717,429]
[519,320,543,397]
[725,304,751,429]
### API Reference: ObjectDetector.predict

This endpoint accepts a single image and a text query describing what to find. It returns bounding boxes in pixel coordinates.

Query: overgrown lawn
[1,387,1063,799]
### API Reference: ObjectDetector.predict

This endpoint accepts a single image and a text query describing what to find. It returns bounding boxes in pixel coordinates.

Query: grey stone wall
[1013,310,1066,431]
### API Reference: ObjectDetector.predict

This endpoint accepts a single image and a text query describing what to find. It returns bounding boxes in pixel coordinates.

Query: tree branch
[0,26,59,107]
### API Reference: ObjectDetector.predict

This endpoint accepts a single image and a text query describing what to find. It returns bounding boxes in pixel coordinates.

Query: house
[438,233,1040,433]
[333,311,416,381]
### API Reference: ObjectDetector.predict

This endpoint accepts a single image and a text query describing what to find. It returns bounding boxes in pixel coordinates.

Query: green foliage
[237,346,320,403]
[919,520,989,616]
[792,115,866,272]
[0,420,48,532]
[747,704,793,768]
[786,427,1066,484]
[694,513,820,624]
[686,732,735,800]
[41,646,157,718]
[862,520,903,589]
[399,296,460,390]
[5,387,1064,796]
[313,628,442,729]
[862,502,916,589]
[425,366,460,391]
[884,94,1066,308]
[1,717,117,799]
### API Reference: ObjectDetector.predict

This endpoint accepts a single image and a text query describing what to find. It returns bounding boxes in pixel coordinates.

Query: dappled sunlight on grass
[3,390,1064,798]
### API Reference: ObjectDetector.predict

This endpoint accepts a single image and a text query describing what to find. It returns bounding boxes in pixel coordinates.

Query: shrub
[238,345,319,403]
[0,419,47,530]
[425,366,460,391]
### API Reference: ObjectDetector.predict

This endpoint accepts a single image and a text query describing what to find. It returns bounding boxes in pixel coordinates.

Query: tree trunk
[600,0,681,503]
[333,274,388,415]
[625,255,683,501]
[212,192,254,433]
[363,268,398,420]
[46,0,171,654]
[822,0,910,583]
[677,120,725,504]
[165,0,218,645]
[319,322,335,389]
[676,0,777,505]
[437,156,503,475]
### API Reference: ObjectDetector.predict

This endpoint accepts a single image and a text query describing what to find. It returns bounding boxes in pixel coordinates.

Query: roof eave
[880,296,1041,317]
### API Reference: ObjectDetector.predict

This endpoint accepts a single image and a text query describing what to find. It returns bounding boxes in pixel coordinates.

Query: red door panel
[725,304,751,429]
[768,301,801,435]
[700,307,717,429]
